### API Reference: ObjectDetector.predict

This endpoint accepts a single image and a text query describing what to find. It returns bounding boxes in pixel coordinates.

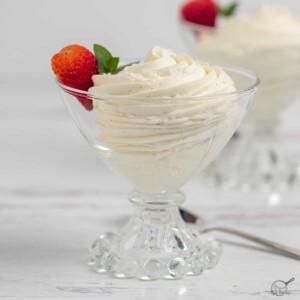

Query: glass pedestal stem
[89,190,222,280]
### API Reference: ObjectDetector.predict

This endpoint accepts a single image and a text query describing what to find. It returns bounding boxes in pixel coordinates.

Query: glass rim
[55,64,260,101]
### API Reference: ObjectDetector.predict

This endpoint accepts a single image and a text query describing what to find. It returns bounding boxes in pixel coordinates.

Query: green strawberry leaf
[116,61,139,73]
[218,2,238,18]
[93,44,113,73]
[107,57,120,74]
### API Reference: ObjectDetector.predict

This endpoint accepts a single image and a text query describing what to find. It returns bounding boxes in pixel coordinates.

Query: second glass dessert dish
[180,3,300,192]
[54,46,258,279]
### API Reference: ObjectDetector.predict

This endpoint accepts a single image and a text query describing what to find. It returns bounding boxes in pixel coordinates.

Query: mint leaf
[116,61,139,73]
[93,44,139,74]
[219,2,238,17]
[93,44,113,73]
[107,57,120,74]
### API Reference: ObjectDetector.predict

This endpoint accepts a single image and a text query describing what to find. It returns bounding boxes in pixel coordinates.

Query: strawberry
[51,44,98,111]
[181,0,218,27]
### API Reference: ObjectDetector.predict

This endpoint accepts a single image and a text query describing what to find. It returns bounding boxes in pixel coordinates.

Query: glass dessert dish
[179,4,300,192]
[56,50,258,280]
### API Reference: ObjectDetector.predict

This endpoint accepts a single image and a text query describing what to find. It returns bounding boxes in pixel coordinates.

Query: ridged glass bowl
[56,65,258,280]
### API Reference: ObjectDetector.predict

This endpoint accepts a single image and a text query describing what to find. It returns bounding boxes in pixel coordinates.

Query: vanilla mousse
[196,3,300,123]
[89,47,239,193]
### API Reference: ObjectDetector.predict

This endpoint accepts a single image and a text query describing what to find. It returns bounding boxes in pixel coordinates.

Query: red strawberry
[181,0,218,27]
[51,44,98,111]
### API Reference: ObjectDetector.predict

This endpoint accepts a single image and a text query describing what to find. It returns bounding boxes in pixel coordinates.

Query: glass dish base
[89,191,221,280]
[205,126,297,193]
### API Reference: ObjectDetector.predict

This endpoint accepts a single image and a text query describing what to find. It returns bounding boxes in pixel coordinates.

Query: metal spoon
[180,208,300,260]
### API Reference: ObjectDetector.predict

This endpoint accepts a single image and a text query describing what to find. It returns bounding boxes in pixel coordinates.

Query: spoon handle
[201,226,300,260]
[285,277,295,285]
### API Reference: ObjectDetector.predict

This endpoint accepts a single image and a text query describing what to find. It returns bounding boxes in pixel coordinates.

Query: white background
[1,0,300,88]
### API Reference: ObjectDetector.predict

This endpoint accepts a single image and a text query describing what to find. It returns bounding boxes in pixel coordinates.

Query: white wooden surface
[1,84,300,299]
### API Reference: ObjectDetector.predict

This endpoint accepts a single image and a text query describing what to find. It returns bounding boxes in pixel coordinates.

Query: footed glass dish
[179,19,300,192]
[56,65,258,280]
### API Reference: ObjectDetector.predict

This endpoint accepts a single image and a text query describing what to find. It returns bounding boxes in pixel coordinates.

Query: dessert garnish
[51,45,98,111]
[51,44,137,111]
[93,44,138,75]
[181,0,238,27]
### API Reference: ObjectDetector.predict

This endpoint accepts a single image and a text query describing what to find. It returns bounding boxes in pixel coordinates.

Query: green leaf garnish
[93,43,138,74]
[116,61,139,73]
[107,57,120,74]
[93,44,113,73]
[218,2,238,18]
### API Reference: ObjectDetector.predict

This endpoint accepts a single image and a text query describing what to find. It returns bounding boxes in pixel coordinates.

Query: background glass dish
[56,65,258,280]
[179,20,300,192]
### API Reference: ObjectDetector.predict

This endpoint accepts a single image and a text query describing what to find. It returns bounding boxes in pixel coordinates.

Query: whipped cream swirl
[89,47,239,193]
[90,47,237,155]
[90,46,235,98]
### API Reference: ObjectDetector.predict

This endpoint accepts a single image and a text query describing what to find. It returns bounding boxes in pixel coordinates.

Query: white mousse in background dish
[196,3,300,123]
[89,47,240,193]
